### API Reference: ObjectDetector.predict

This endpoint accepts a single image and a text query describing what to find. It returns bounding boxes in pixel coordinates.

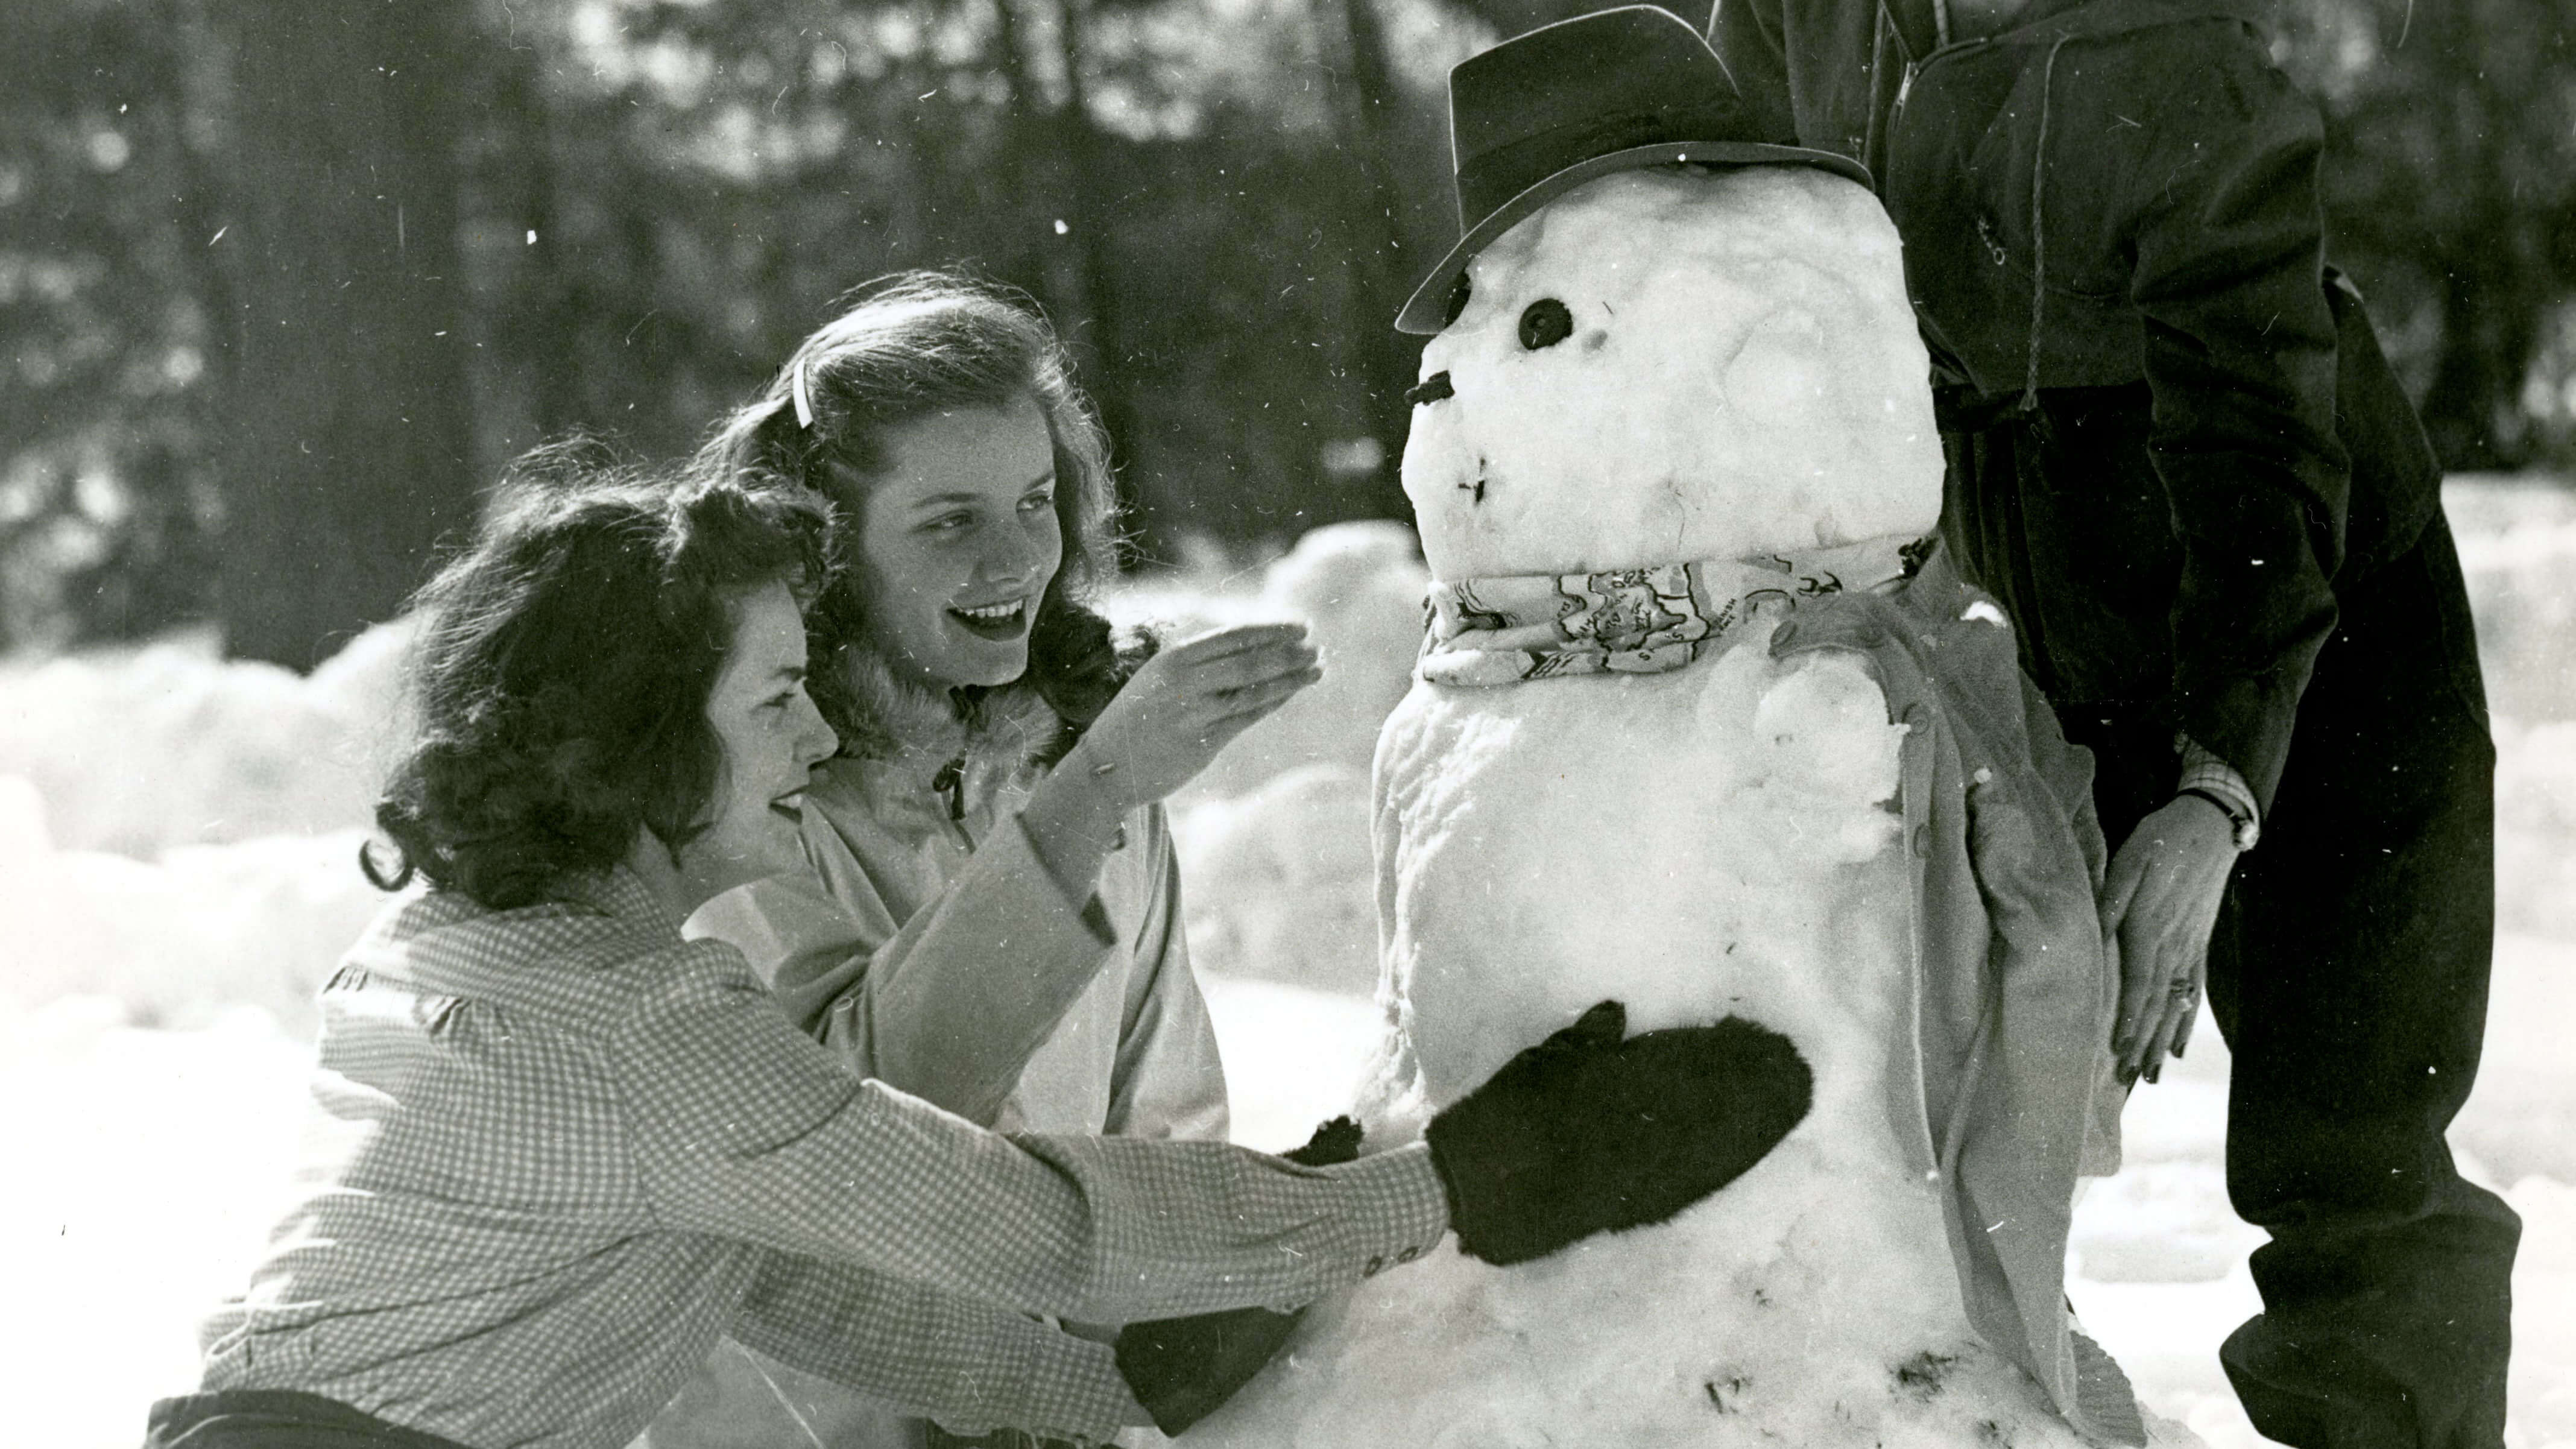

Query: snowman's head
[1400,164,1942,581]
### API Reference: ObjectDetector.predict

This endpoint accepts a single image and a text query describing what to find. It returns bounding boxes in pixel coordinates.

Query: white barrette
[789,354,817,429]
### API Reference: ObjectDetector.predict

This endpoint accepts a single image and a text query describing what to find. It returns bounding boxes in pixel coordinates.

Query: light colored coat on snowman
[1180,9,2148,1447]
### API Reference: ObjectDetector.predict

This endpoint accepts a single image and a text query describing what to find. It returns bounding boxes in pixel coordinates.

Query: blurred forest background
[3,0,2574,668]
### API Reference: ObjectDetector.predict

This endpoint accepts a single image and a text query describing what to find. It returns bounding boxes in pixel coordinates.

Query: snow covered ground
[2,482,2572,1445]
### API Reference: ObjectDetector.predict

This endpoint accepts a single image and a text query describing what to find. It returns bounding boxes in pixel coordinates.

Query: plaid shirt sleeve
[2174,731,2261,849]
[731,1252,1148,1442]
[612,945,1450,1326]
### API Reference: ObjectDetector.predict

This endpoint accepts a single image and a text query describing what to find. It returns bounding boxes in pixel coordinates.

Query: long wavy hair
[695,271,1140,762]
[364,441,832,909]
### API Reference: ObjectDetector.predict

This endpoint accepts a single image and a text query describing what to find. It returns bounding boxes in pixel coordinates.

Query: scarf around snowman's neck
[1419,534,1922,687]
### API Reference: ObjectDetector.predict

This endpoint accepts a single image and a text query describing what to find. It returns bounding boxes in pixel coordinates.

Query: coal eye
[1442,273,1473,328]
[1518,298,1573,351]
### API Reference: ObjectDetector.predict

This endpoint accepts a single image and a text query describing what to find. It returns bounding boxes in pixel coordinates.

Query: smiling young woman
[657,273,1325,1448]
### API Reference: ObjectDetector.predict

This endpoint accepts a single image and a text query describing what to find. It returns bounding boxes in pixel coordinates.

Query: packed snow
[2,478,2572,1447]
[1400,167,1942,579]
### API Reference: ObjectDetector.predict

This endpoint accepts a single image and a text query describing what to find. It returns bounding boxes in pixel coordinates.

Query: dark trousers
[2058,514,2519,1448]
[145,1391,477,1449]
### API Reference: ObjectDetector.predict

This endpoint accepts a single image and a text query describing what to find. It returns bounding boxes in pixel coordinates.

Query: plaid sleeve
[731,1251,1148,1442]
[612,944,1449,1325]
[2174,732,2260,831]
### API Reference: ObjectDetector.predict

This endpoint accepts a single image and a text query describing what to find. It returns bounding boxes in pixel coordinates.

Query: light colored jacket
[648,745,1229,1449]
[1770,548,2138,1443]
[712,748,1227,1143]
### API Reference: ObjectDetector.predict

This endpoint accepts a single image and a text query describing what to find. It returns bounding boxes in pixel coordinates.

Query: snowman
[1176,10,2164,1447]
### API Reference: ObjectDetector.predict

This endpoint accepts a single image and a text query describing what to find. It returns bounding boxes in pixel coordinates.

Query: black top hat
[1394,5,1870,335]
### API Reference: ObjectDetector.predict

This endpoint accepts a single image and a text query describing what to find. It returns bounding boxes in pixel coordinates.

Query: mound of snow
[0,619,411,856]
[0,775,387,1033]
[2448,475,2576,725]
[1172,763,1379,996]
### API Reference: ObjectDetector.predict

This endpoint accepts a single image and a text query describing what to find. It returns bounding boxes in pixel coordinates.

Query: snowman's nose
[1405,371,1456,408]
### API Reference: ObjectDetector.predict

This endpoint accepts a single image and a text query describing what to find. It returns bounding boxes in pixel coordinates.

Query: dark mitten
[1423,1000,1812,1266]
[1111,1117,1365,1435]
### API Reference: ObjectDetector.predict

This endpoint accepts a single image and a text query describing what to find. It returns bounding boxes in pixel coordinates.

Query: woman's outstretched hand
[1072,621,1322,810]
[1021,622,1318,903]
[2103,794,2238,1084]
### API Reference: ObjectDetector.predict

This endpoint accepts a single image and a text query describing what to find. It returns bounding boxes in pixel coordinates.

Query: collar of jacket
[1881,0,2268,64]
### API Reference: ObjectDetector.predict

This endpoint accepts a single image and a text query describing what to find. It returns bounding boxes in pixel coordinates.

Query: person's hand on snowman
[2103,793,2240,1084]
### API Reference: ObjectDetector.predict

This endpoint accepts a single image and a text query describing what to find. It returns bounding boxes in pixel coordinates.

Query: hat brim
[1393,140,1875,336]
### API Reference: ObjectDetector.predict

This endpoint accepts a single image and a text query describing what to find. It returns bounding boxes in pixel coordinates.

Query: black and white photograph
[2,0,2571,1445]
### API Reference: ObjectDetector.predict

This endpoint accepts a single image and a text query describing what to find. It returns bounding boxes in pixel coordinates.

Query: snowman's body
[1179,167,2105,1447]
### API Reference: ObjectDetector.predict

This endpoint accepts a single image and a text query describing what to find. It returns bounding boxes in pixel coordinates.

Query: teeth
[953,601,1023,622]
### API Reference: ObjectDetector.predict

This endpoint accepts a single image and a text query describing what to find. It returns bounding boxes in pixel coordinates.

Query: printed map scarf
[1419,534,1923,687]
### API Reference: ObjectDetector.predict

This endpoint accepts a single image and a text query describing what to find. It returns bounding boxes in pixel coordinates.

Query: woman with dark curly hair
[652,273,1321,1448]
[145,446,1810,1449]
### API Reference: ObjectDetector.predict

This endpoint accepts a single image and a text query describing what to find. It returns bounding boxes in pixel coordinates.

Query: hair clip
[789,353,817,429]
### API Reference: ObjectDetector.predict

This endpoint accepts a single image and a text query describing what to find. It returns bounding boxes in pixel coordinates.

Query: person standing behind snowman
[1700,0,2518,1439]
[646,272,1319,1449]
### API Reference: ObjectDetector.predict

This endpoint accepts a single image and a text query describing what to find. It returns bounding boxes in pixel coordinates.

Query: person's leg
[2209,516,2519,1449]
[923,1428,1079,1449]
[643,1338,925,1448]
[144,1391,476,1449]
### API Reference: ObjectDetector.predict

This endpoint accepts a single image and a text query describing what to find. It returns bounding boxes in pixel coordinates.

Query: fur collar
[827,639,1067,804]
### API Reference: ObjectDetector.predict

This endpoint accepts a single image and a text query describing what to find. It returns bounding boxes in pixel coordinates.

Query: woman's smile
[769,784,809,826]
[947,596,1034,640]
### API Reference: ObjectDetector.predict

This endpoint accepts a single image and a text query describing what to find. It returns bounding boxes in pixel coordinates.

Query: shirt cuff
[2174,733,2261,849]
[968,1318,1152,1441]
[1320,1144,1452,1292]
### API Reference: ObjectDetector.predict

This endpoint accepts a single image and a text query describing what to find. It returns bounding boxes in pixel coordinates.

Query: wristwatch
[2177,786,2260,853]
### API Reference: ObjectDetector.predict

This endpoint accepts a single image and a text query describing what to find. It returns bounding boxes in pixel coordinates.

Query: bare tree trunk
[490,37,583,441]
[2402,0,2546,470]
[204,0,480,668]
[1038,0,1148,553]
[1323,0,1421,522]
